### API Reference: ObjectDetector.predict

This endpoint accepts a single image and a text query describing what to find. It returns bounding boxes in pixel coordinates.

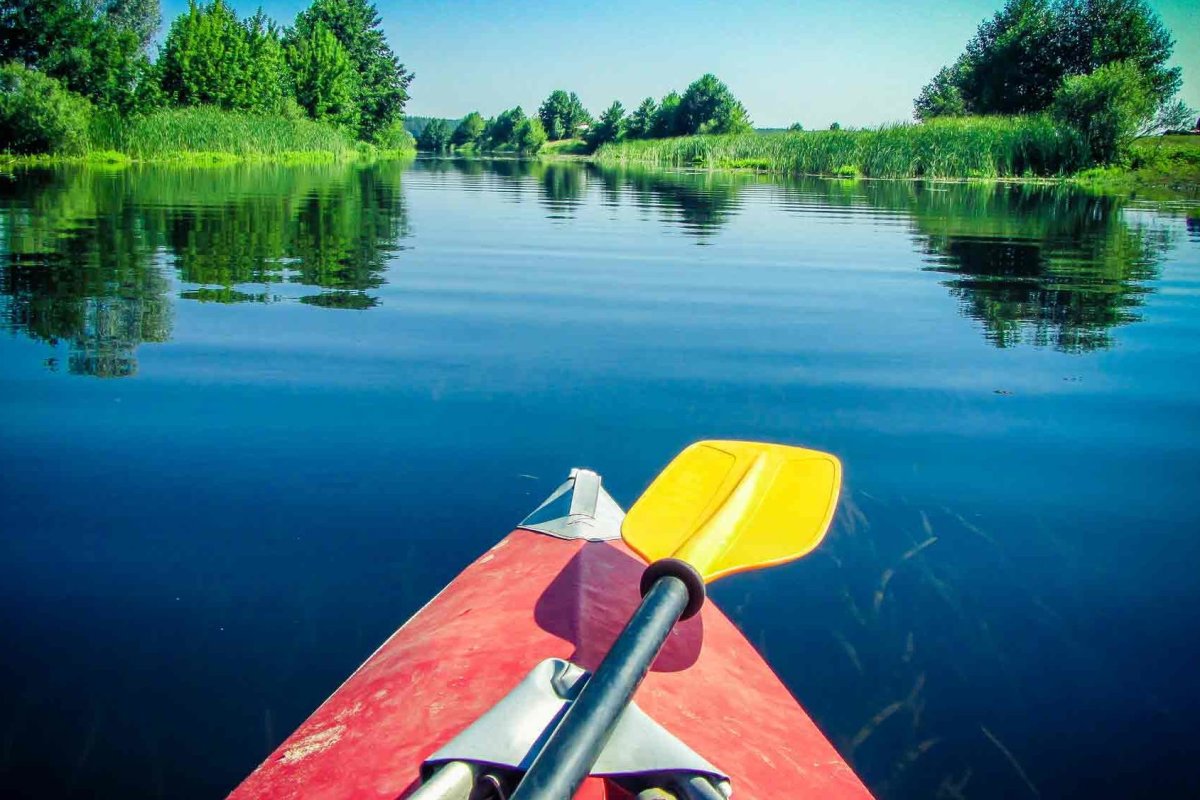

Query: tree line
[0,0,414,153]
[416,74,753,154]
[915,0,1192,162]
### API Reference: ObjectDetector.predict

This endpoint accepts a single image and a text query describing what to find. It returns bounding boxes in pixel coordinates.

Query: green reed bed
[89,107,359,162]
[595,117,1088,179]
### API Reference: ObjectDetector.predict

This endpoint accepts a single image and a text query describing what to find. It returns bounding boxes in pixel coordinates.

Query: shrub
[1053,60,1156,165]
[0,63,93,154]
[372,118,415,151]
[515,117,547,154]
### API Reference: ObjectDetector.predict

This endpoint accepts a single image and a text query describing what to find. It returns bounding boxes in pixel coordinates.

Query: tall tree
[102,0,160,51]
[537,89,589,140]
[651,90,683,138]
[626,96,657,139]
[679,73,752,135]
[586,100,626,149]
[158,0,252,109]
[914,64,967,121]
[957,0,1062,114]
[286,21,359,129]
[0,0,145,111]
[416,117,450,151]
[1056,0,1180,105]
[451,111,485,147]
[291,0,412,140]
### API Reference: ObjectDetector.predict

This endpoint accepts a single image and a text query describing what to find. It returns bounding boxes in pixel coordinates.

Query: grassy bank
[1075,135,1200,195]
[2,108,415,166]
[594,117,1088,179]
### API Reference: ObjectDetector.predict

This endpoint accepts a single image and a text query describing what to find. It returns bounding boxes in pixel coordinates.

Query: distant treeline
[0,0,416,156]
[414,74,753,155]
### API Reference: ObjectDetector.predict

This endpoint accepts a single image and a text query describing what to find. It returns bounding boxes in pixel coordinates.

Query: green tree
[915,0,1182,118]
[537,89,589,140]
[830,121,841,130]
[451,110,485,147]
[679,73,752,135]
[286,21,359,129]
[1053,60,1155,164]
[914,64,967,120]
[244,10,288,113]
[514,116,547,153]
[0,0,146,111]
[788,122,804,131]
[958,0,1062,114]
[483,106,526,149]
[0,62,93,153]
[587,100,626,149]
[102,0,160,51]
[416,117,450,151]
[626,97,657,139]
[1057,0,1180,106]
[291,0,412,141]
[650,90,682,138]
[158,0,252,109]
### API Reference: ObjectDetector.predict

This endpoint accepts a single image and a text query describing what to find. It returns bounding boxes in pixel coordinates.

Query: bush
[372,118,415,151]
[1053,60,1156,165]
[0,63,93,154]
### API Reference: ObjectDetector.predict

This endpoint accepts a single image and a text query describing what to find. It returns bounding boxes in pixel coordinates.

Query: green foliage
[102,0,161,51]
[1057,0,1180,106]
[0,62,93,154]
[830,122,841,130]
[290,0,412,141]
[244,11,288,113]
[917,0,1182,119]
[1141,99,1197,135]
[679,73,752,135]
[788,122,804,131]
[89,105,355,158]
[587,100,626,149]
[483,106,526,149]
[537,90,589,140]
[914,65,966,121]
[159,0,255,110]
[651,91,683,138]
[287,22,360,130]
[452,111,485,147]
[1053,60,1155,164]
[514,117,547,154]
[370,116,414,151]
[627,97,657,139]
[959,0,1061,114]
[416,117,450,151]
[0,0,147,111]
[595,116,1087,179]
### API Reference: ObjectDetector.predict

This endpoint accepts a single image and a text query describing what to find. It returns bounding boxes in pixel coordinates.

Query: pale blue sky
[165,0,1199,127]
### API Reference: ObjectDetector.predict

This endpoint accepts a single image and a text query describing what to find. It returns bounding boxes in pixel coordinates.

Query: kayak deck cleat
[519,468,624,541]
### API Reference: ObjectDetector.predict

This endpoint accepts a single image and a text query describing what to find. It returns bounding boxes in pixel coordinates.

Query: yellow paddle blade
[622,440,842,583]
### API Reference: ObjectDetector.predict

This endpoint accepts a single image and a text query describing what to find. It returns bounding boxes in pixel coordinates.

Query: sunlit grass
[89,107,361,161]
[595,117,1089,179]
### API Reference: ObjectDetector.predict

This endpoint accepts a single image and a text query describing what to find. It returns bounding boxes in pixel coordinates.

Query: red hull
[230,529,871,799]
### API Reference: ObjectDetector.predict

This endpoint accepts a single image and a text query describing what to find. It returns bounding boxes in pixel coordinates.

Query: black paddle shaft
[510,574,691,800]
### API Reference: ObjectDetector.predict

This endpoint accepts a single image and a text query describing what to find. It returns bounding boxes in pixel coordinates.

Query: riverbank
[1,108,416,167]
[591,121,1200,194]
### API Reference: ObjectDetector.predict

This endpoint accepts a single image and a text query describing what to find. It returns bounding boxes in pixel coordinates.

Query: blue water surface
[1,160,1198,798]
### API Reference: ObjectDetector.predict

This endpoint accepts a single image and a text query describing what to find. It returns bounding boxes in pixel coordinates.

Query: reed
[594,116,1089,179]
[89,107,360,161]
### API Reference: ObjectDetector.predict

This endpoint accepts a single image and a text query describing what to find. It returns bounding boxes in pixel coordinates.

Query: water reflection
[0,162,409,376]
[0,160,1181,381]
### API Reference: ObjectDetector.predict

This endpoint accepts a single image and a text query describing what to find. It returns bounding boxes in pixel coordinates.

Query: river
[1,158,1198,798]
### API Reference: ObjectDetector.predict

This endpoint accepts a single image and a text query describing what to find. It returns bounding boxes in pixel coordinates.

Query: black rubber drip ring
[640,559,707,619]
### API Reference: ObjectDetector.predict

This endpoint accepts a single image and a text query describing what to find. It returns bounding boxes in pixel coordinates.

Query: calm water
[1,159,1198,799]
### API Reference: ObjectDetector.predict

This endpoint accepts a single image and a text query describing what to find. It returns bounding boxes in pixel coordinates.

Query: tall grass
[89,107,359,161]
[595,117,1089,179]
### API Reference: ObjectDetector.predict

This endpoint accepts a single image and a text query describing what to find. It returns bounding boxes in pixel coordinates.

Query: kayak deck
[230,526,870,798]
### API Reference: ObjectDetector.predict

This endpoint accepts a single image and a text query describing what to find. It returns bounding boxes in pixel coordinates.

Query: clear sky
[165,0,1198,128]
